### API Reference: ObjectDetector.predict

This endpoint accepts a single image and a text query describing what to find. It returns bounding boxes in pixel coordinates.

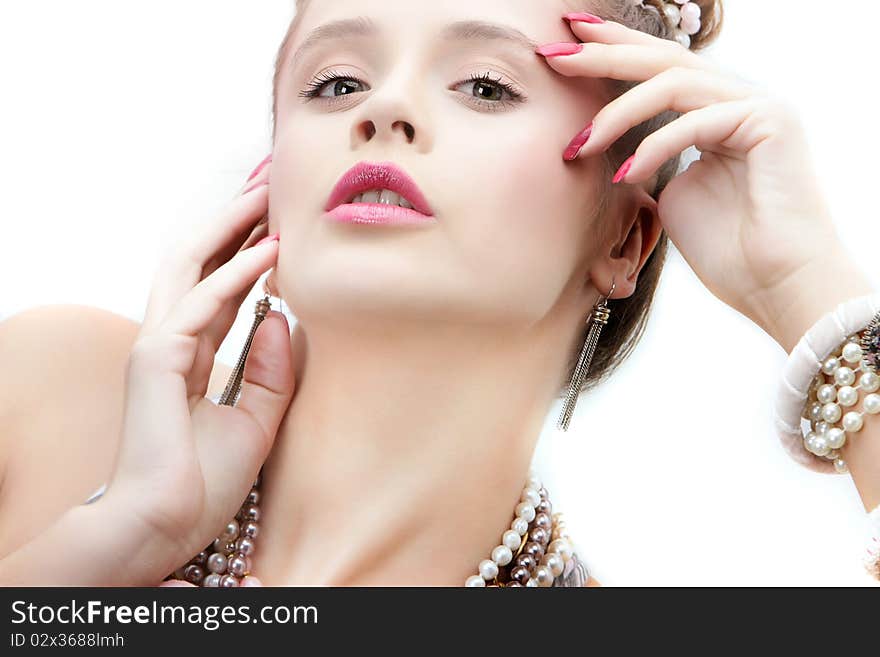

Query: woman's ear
[590,186,663,300]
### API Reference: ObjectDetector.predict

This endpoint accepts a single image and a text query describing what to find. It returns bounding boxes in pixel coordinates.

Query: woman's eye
[453,73,526,111]
[298,70,370,100]
[298,69,526,111]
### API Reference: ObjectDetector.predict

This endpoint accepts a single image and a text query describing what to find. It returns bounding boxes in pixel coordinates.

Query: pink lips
[324,161,435,226]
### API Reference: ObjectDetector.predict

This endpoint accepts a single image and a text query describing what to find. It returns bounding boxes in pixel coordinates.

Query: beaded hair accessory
[641,0,703,49]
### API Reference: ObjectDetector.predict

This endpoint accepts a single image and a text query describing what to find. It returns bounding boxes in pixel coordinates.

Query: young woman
[1,0,877,587]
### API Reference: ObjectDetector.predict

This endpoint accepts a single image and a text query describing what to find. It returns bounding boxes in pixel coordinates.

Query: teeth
[350,188,414,209]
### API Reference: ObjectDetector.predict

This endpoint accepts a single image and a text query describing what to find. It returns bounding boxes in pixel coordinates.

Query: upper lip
[325,161,434,216]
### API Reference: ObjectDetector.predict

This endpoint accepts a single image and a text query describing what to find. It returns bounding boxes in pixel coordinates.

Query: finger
[200,221,271,355]
[537,40,710,82]
[186,168,272,285]
[567,66,755,159]
[203,209,270,282]
[612,98,758,185]
[140,181,270,337]
[240,218,271,251]
[240,575,264,586]
[159,237,280,339]
[185,251,276,407]
[222,158,273,266]
[194,310,295,500]
[239,154,272,194]
[231,309,296,449]
[184,270,270,407]
[563,13,674,48]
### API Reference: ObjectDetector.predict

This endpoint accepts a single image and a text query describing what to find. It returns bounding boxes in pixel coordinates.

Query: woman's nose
[358,118,416,145]
[348,66,431,151]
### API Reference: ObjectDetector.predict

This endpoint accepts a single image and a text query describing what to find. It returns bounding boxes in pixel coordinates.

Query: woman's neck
[254,315,572,586]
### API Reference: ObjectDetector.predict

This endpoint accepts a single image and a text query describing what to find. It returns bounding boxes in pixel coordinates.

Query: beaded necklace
[165,467,587,587]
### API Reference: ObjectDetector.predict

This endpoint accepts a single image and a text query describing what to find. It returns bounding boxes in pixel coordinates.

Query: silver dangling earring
[218,281,274,407]
[557,278,616,432]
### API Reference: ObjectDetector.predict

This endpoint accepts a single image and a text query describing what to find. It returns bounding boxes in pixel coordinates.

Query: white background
[1,1,877,585]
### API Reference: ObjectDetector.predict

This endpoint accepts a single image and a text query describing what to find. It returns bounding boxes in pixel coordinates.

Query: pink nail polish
[612,155,635,184]
[535,42,584,57]
[564,12,605,24]
[242,180,269,195]
[564,122,593,161]
[246,154,273,182]
[255,233,279,246]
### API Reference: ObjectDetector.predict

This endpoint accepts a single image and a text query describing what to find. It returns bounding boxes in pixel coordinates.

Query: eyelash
[298,69,526,111]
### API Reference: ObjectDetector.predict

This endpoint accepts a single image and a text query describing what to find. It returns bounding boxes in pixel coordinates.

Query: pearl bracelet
[802,335,880,473]
[774,292,880,473]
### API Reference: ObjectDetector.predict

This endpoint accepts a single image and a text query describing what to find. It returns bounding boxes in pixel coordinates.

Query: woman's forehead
[293,0,579,48]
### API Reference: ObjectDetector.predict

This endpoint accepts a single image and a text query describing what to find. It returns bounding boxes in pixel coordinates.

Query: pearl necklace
[166,468,581,587]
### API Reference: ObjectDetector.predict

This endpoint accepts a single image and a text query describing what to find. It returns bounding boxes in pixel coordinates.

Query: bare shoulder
[0,304,232,557]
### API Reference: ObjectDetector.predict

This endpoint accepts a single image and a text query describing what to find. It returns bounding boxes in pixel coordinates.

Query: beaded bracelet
[774,292,880,473]
[774,292,880,582]
[801,334,880,473]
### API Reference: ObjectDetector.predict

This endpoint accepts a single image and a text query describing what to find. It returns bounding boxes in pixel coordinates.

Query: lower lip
[324,203,436,226]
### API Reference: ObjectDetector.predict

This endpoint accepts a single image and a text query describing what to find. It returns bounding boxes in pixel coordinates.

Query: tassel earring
[218,282,274,407]
[557,278,616,432]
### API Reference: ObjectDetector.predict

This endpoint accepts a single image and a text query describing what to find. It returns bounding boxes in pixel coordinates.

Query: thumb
[235,309,296,440]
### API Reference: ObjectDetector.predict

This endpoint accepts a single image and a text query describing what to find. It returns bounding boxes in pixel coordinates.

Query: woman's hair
[270,0,725,397]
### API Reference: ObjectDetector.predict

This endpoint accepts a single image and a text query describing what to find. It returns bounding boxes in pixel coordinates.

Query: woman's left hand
[537,14,873,352]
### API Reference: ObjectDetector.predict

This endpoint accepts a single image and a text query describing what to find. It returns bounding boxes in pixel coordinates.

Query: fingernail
[246,154,273,182]
[612,155,635,184]
[242,180,269,195]
[563,122,593,161]
[535,42,584,57]
[564,12,605,24]
[255,233,279,246]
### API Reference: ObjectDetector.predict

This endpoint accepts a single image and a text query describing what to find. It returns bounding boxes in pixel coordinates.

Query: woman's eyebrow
[441,20,541,56]
[291,17,541,63]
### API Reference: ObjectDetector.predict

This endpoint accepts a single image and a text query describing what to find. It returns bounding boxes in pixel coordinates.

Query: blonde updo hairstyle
[270,0,725,397]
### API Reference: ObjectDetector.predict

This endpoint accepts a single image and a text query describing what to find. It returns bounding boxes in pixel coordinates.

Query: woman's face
[271,0,611,331]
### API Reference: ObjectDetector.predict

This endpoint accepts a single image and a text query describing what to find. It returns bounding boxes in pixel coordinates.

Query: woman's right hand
[96,157,296,581]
